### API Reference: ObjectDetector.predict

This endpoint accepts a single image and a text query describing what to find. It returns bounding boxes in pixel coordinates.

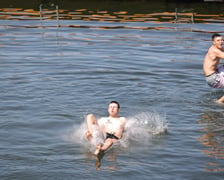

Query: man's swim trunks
[205,65,224,89]
[106,132,119,140]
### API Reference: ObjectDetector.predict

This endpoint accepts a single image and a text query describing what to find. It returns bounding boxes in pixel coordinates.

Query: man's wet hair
[109,101,120,109]
[212,33,222,41]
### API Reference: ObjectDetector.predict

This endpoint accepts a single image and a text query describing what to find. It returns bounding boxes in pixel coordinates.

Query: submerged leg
[94,144,103,156]
[94,145,105,170]
[101,138,114,152]
[94,138,115,156]
[216,96,224,104]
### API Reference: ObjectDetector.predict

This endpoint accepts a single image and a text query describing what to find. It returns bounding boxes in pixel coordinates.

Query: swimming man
[85,101,127,156]
[203,33,224,103]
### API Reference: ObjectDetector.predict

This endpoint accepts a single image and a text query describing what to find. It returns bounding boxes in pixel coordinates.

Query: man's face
[213,36,223,49]
[108,103,119,117]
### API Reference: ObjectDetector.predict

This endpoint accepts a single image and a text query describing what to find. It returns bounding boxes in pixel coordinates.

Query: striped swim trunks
[205,65,224,89]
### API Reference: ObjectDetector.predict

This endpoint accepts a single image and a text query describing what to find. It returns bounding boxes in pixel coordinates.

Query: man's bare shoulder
[206,46,222,60]
[212,47,224,59]
[119,117,127,123]
[208,45,217,54]
[209,45,224,54]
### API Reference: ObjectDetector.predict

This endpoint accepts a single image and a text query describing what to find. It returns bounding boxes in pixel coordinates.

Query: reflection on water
[199,111,224,172]
[1,0,224,25]
[84,150,120,171]
[0,7,224,23]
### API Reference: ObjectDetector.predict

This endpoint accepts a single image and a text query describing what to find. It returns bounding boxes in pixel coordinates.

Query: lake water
[1,19,224,179]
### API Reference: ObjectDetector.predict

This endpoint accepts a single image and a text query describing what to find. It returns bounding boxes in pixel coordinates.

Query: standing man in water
[203,33,224,103]
[85,101,127,156]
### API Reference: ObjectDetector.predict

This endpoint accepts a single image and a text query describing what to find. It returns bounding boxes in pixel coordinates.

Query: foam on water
[68,111,167,152]
[125,111,167,138]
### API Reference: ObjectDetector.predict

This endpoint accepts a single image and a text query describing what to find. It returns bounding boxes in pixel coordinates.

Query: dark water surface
[1,18,224,179]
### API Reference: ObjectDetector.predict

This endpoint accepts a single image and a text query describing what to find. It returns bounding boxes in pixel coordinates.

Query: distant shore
[0,0,223,14]
[1,0,224,23]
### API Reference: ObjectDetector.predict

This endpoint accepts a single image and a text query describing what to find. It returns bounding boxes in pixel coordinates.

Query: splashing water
[121,112,168,146]
[69,111,167,152]
[69,121,105,153]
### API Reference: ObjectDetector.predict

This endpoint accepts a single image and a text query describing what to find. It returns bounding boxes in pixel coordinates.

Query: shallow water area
[1,18,224,179]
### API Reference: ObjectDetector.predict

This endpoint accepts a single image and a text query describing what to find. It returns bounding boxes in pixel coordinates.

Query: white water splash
[68,111,167,151]
[120,111,167,147]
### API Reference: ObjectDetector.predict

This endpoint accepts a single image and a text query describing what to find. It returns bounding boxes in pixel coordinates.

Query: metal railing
[174,8,194,24]
[39,1,60,27]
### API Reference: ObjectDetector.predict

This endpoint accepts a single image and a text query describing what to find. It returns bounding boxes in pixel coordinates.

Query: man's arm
[215,48,224,59]
[118,117,127,139]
